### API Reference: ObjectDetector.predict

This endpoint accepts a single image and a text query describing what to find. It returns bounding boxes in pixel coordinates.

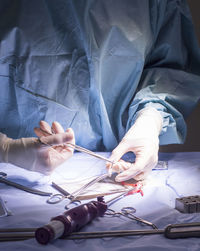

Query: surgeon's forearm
[0,133,37,168]
[126,107,163,140]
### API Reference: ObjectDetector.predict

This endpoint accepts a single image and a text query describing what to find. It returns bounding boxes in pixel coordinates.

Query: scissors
[0,171,101,206]
[105,207,158,229]
[0,171,106,206]
[47,173,109,205]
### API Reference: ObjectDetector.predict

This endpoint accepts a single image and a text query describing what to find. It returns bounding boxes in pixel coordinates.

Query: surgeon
[0,0,200,181]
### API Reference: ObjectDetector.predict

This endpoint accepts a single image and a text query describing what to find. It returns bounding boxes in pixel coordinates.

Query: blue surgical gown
[0,0,200,151]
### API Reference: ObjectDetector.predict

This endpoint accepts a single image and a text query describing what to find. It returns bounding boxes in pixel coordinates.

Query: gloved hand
[0,121,75,175]
[107,107,163,182]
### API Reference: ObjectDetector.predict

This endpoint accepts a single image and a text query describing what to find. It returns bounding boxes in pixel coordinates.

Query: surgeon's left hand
[33,120,75,174]
[0,121,75,175]
[107,108,163,182]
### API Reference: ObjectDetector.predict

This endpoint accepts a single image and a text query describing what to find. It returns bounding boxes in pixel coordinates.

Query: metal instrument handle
[64,174,109,208]
[66,143,114,164]
[121,206,136,214]
[164,222,200,239]
[0,176,52,196]
[46,193,65,204]
[69,173,109,199]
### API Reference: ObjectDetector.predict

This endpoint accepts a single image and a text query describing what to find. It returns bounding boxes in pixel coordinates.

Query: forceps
[66,143,114,165]
[47,173,109,205]
[39,130,114,166]
[0,172,52,197]
[105,207,158,229]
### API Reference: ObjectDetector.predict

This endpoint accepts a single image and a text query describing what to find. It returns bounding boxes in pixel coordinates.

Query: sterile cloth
[0,152,200,251]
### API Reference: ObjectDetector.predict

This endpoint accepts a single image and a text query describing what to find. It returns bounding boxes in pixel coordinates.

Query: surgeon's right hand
[0,121,75,175]
[107,107,162,182]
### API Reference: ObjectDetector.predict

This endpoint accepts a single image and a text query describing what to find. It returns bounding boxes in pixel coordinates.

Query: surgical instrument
[47,173,109,205]
[0,171,95,205]
[103,183,157,229]
[52,181,137,201]
[64,222,200,239]
[1,222,200,242]
[63,176,143,208]
[35,189,199,244]
[38,130,168,176]
[35,197,107,244]
[0,196,12,217]
[0,228,36,242]
[0,172,52,196]
[105,207,158,229]
[105,181,143,206]
[39,129,114,176]
[39,130,114,165]
[36,187,138,244]
[67,142,114,165]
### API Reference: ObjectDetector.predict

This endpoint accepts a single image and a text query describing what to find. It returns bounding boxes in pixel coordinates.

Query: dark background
[160,0,200,152]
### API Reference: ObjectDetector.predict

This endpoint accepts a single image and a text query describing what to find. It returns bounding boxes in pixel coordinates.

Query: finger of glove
[108,141,130,163]
[135,159,158,181]
[51,122,75,145]
[34,127,52,138]
[108,159,132,173]
[114,155,146,182]
[106,143,130,173]
[34,127,46,137]
[40,120,53,134]
[40,132,74,146]
[115,167,142,182]
[133,170,150,181]
[66,128,75,144]
[115,157,157,182]
[34,121,52,137]
[52,121,65,134]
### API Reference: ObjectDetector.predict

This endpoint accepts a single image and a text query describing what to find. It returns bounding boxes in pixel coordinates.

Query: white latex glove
[107,107,163,182]
[0,121,75,175]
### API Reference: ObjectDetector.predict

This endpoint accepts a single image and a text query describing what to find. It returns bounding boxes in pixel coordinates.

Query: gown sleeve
[127,0,200,145]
